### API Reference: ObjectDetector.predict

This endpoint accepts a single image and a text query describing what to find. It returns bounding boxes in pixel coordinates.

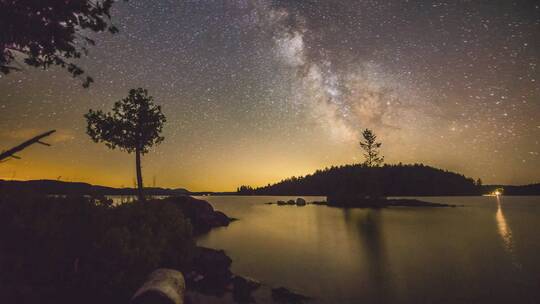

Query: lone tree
[0,0,122,87]
[85,88,166,201]
[359,128,384,167]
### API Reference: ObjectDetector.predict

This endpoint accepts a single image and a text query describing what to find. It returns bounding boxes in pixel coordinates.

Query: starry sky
[0,0,539,191]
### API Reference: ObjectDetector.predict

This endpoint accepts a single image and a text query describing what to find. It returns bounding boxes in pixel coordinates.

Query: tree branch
[0,130,56,162]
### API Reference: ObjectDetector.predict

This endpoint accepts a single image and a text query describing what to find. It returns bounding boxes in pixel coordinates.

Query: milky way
[0,0,538,190]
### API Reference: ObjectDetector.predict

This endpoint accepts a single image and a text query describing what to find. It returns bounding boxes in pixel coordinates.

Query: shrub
[0,194,195,304]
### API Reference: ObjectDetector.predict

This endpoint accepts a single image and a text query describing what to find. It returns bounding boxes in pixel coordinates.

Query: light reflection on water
[495,196,521,269]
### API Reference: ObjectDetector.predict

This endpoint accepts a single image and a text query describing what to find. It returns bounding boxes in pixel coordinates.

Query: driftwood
[0,130,56,162]
[132,269,185,304]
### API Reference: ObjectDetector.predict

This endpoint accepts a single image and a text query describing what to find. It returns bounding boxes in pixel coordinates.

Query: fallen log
[132,269,185,304]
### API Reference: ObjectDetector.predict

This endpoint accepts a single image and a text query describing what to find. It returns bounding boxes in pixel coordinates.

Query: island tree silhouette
[360,129,384,167]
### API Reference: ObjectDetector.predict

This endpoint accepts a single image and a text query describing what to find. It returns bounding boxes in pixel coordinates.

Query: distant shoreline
[1,179,539,196]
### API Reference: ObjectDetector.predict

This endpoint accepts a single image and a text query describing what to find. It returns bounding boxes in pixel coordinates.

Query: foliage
[0,195,194,304]
[237,185,254,193]
[0,0,123,87]
[359,129,384,167]
[237,163,481,196]
[85,88,166,154]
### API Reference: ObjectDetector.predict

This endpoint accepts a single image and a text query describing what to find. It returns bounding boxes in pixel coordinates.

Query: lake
[193,195,540,303]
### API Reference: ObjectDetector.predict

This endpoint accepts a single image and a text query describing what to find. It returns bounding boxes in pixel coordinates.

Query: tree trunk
[135,148,145,201]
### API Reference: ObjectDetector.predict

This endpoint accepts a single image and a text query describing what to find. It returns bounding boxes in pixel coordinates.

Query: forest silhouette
[237,163,482,196]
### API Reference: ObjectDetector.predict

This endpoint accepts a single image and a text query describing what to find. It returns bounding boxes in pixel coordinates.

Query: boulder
[232,275,261,303]
[192,247,232,279]
[295,198,306,206]
[188,247,233,296]
[286,200,295,205]
[132,269,185,304]
[272,287,310,303]
[277,200,287,206]
[210,211,231,226]
[165,196,233,234]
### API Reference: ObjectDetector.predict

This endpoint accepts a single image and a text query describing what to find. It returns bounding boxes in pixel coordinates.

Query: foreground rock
[132,269,185,304]
[272,287,310,303]
[164,196,234,235]
[232,275,261,303]
[186,247,262,302]
[187,247,233,296]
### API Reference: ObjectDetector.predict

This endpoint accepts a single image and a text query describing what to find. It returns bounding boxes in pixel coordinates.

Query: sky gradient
[0,0,539,191]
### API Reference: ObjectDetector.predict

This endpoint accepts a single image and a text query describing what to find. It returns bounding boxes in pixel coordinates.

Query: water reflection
[495,196,520,269]
[197,196,540,303]
[343,209,391,302]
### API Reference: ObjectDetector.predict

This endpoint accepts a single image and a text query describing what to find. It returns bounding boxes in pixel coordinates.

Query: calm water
[194,195,540,304]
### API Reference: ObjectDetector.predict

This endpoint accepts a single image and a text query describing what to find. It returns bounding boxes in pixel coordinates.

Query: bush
[0,194,195,304]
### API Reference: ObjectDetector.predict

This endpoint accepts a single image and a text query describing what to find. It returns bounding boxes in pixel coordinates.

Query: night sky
[0,0,539,191]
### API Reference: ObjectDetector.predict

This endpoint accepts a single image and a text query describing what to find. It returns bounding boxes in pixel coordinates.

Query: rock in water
[277,200,286,206]
[287,200,296,205]
[295,198,306,206]
[132,269,185,304]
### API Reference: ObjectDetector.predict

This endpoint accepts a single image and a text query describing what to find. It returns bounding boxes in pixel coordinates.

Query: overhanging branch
[0,130,56,162]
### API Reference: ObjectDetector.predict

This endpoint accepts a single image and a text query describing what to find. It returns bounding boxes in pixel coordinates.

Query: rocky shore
[162,196,310,304]
[162,196,236,235]
[266,196,457,208]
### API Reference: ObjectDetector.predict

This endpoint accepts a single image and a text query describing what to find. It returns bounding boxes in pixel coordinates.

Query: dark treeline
[238,163,482,196]
[483,183,540,196]
[0,179,188,196]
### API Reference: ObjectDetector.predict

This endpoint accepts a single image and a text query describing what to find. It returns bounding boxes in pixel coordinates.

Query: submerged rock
[385,198,457,208]
[272,287,310,303]
[326,193,456,208]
